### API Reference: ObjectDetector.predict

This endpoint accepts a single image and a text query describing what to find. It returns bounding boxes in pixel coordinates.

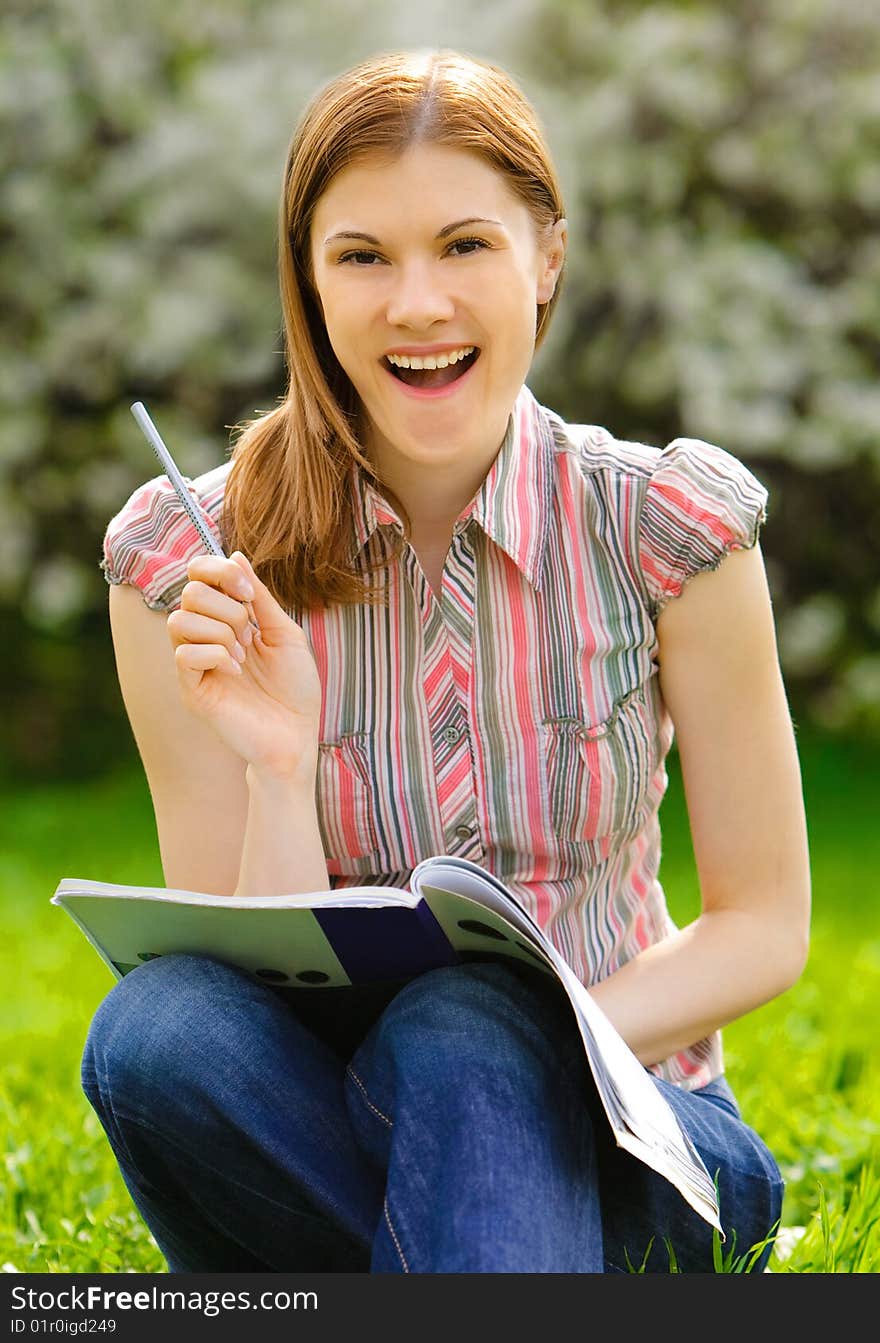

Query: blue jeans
[80,954,783,1273]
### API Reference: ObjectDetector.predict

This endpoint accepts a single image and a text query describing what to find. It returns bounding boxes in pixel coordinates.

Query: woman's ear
[536,218,567,305]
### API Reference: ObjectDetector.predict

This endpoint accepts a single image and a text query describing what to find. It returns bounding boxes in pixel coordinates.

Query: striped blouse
[100,383,769,1090]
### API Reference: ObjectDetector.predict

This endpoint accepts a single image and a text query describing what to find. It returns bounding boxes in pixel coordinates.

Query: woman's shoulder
[539,401,658,479]
[540,398,759,488]
[99,461,232,613]
[537,399,770,617]
[540,399,767,510]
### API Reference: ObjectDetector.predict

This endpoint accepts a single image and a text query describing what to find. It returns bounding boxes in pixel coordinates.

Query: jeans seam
[383,1195,410,1272]
[345,1064,393,1128]
[85,1061,143,1184]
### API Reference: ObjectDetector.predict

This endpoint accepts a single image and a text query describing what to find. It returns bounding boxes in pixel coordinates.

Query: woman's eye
[448,237,488,256]
[339,250,383,266]
[337,238,488,265]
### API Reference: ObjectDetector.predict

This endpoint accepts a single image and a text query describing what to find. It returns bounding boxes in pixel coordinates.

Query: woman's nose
[384,261,456,329]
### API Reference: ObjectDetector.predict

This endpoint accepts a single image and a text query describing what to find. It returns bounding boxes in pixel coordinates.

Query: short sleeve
[99,463,230,613]
[638,436,768,618]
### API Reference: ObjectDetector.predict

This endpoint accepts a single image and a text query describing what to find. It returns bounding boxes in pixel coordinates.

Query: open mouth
[382,348,480,390]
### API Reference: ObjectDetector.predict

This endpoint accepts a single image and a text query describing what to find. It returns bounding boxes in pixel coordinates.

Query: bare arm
[588,542,811,1067]
[109,581,329,898]
[110,582,249,895]
[235,766,330,899]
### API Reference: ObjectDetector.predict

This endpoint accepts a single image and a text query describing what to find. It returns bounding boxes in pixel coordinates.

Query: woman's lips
[381,349,481,400]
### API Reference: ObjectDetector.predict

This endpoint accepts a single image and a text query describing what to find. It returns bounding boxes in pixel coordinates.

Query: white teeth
[386,346,475,370]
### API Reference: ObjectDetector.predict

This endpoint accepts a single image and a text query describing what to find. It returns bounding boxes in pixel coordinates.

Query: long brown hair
[220,49,566,615]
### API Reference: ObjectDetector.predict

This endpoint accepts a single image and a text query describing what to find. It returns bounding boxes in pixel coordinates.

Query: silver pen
[130,401,260,634]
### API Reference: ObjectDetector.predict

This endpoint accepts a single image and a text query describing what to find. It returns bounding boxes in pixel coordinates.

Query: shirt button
[454,824,474,840]
[442,724,462,745]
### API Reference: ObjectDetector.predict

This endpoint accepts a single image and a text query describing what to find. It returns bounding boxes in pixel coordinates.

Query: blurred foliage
[1,0,878,782]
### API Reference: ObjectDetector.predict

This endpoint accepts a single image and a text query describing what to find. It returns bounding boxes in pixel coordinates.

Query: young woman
[83,49,811,1273]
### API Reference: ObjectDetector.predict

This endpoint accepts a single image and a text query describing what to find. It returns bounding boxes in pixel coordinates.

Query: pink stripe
[437,754,471,806]
[335,757,362,856]
[423,659,445,700]
[388,570,419,862]
[655,482,737,548]
[556,458,605,839]
[516,398,535,564]
[504,572,552,905]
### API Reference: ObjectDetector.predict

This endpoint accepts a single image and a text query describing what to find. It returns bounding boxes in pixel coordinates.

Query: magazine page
[550,957,722,1231]
[51,881,436,989]
[413,856,722,1232]
[52,894,355,985]
[52,876,417,909]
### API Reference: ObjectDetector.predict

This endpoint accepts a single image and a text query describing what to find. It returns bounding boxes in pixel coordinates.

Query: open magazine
[53,853,721,1232]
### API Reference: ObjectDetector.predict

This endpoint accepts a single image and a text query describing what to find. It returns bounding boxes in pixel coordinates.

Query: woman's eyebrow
[436,216,503,239]
[323,217,504,246]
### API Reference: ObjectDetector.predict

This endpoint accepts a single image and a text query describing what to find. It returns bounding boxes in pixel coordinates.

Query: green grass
[1,725,878,1273]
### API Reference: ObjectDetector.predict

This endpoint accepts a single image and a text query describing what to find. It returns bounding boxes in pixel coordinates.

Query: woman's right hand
[166,550,322,783]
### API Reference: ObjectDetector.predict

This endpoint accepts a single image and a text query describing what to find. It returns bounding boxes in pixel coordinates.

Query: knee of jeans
[80,953,247,1109]
[388,962,526,1024]
[754,1142,786,1234]
[368,961,574,1084]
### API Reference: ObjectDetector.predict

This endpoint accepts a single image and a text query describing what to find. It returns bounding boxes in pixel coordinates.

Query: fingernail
[233,641,246,663]
[238,582,255,601]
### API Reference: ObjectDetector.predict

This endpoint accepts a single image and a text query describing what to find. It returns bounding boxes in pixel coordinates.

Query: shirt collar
[347,384,555,591]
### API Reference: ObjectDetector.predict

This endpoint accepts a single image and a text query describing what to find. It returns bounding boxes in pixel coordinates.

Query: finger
[228,551,295,636]
[176,584,254,644]
[186,554,255,604]
[167,609,248,660]
[174,641,244,695]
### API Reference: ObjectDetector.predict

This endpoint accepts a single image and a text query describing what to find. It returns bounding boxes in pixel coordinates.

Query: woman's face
[309,143,566,496]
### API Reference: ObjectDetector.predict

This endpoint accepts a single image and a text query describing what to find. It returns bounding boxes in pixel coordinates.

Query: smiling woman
[308,141,564,508]
[87,47,809,1275]
[207,50,569,613]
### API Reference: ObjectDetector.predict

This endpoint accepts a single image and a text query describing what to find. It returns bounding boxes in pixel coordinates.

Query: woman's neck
[365,429,508,542]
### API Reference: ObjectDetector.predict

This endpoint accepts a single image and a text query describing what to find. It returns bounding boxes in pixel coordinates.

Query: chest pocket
[316,732,381,876]
[542,681,658,856]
